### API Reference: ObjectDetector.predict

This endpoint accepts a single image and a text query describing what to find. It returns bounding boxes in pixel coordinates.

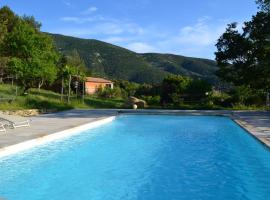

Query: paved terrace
[232,111,270,147]
[0,109,117,149]
[0,109,270,150]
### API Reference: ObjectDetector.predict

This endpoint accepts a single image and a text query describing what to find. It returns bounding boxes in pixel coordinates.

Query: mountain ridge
[49,33,218,84]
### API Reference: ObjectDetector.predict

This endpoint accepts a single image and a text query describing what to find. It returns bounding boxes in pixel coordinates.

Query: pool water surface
[0,115,270,200]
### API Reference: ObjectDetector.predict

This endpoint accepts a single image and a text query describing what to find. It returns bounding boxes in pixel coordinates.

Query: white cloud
[175,17,226,46]
[60,15,105,24]
[103,36,129,43]
[62,0,72,7]
[60,17,94,24]
[58,16,146,37]
[126,42,157,53]
[81,6,98,15]
[153,17,228,58]
[56,14,228,58]
[94,23,124,35]
[54,23,123,37]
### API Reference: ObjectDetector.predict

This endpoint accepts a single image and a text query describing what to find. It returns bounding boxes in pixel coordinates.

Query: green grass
[0,84,267,111]
[146,102,267,111]
[0,84,125,111]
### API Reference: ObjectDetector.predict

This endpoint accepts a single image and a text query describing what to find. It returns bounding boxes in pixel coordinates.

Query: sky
[0,0,258,59]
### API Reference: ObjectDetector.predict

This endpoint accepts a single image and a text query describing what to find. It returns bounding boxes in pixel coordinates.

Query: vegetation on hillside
[50,33,218,84]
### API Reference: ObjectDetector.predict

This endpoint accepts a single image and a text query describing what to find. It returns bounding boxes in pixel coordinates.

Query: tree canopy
[0,6,59,92]
[215,0,270,91]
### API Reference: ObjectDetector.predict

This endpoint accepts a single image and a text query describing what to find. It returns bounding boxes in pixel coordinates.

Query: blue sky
[1,0,258,59]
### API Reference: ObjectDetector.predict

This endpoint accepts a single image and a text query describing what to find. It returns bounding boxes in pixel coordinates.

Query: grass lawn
[0,84,125,111]
[0,84,266,112]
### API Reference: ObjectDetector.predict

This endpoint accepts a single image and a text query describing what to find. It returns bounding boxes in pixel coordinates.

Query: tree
[114,80,140,97]
[66,50,87,75]
[22,15,42,30]
[244,11,270,90]
[215,23,252,86]
[0,6,19,33]
[0,6,19,81]
[4,20,58,93]
[256,0,270,12]
[215,0,270,92]
[57,51,88,102]
[160,75,191,106]
[185,79,212,101]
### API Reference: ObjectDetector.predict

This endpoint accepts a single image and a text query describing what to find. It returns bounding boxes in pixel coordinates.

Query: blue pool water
[1,115,270,200]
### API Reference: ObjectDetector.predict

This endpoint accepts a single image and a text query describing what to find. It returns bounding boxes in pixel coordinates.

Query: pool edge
[232,118,270,148]
[0,116,116,158]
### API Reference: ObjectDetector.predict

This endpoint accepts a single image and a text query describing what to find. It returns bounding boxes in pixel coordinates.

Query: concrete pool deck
[0,109,269,157]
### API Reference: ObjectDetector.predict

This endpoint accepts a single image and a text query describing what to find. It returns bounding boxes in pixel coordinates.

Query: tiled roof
[86,77,113,83]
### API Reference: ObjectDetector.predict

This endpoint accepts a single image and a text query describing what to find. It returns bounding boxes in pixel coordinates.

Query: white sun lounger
[0,113,31,130]
[0,122,6,133]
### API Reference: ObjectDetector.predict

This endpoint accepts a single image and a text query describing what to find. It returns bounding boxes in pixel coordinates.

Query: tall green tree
[66,49,88,77]
[215,0,270,91]
[22,15,42,30]
[2,19,58,92]
[0,6,19,81]
[256,0,270,11]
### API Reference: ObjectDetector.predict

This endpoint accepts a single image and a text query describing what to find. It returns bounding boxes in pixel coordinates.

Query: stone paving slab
[229,111,270,147]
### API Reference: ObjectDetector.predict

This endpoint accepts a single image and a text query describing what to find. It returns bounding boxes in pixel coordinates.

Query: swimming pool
[1,115,270,200]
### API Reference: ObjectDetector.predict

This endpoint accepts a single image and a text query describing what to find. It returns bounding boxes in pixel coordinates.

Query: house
[85,77,113,95]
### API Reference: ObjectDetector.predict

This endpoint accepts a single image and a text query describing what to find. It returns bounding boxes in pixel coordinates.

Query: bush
[114,80,139,96]
[96,86,123,99]
[229,86,265,106]
[140,95,160,106]
[160,75,191,106]
[185,79,212,101]
[207,91,231,107]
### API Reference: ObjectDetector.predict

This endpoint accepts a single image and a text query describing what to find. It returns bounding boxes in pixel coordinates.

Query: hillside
[50,33,218,84]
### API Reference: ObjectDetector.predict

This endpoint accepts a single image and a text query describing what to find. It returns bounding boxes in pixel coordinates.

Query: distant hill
[50,33,218,84]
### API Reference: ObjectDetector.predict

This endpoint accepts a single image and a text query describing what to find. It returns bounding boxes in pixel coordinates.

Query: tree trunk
[23,86,30,95]
[61,77,64,102]
[267,92,270,109]
[68,75,71,104]
[82,81,85,104]
[38,79,44,92]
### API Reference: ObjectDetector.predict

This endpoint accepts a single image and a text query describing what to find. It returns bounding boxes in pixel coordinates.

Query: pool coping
[0,116,115,158]
[232,118,270,148]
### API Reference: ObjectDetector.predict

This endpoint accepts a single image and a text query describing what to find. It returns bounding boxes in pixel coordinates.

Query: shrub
[207,91,231,107]
[96,86,123,99]
[140,95,160,106]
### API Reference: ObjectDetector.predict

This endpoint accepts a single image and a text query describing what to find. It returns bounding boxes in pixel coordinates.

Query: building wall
[85,82,113,95]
